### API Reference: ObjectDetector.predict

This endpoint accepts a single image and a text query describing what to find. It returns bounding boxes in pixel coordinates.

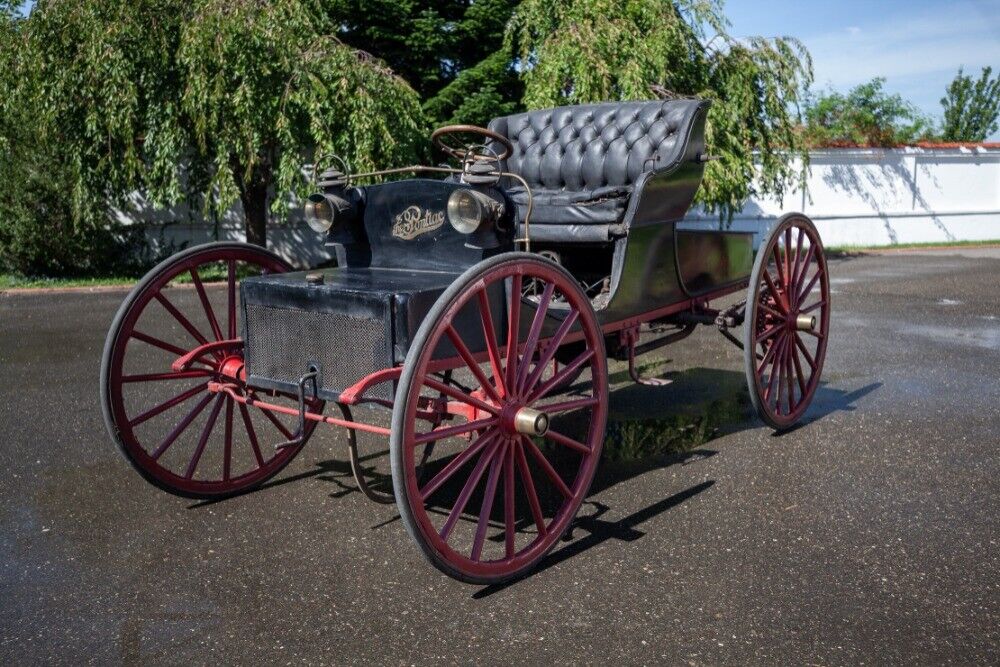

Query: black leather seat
[488,99,705,239]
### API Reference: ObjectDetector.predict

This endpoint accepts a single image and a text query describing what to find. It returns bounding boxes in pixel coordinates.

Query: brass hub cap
[508,406,549,436]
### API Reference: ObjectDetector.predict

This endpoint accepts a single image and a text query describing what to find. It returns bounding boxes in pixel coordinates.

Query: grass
[827,239,1000,255]
[0,262,255,291]
[0,274,137,290]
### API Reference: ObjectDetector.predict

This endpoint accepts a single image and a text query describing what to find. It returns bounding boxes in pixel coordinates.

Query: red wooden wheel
[744,214,830,430]
[390,253,608,584]
[100,242,323,498]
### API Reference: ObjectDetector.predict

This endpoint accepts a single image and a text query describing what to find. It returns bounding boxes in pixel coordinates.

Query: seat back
[487,99,706,195]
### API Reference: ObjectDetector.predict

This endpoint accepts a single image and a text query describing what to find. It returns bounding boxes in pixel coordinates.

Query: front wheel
[390,253,609,584]
[100,242,323,499]
[743,214,830,430]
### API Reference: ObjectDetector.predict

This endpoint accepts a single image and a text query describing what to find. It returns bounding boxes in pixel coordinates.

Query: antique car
[100,99,830,584]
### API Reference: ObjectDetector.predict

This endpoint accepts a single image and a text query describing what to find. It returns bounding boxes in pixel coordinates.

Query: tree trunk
[230,154,271,248]
[240,180,269,247]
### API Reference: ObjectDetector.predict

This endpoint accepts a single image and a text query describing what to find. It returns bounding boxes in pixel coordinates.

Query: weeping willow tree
[506,0,813,221]
[18,0,427,246]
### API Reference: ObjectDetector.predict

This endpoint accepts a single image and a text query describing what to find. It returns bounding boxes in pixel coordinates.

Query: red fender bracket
[171,338,244,372]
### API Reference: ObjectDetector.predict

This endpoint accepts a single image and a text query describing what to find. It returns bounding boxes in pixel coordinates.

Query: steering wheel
[431,124,513,162]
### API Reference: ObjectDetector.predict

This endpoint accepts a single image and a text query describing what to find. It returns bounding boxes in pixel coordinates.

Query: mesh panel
[244,303,392,400]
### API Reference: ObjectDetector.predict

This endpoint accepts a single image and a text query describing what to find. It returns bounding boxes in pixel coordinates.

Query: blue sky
[726,0,1000,137]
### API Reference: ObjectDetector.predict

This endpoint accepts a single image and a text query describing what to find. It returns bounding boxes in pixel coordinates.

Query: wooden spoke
[471,440,508,561]
[514,438,548,537]
[757,321,784,344]
[535,395,599,414]
[476,288,507,398]
[799,299,826,315]
[759,303,785,320]
[150,393,215,460]
[238,402,265,467]
[129,383,208,428]
[415,416,497,446]
[421,376,500,416]
[121,370,213,383]
[503,442,516,558]
[763,334,787,403]
[259,406,294,441]
[797,268,822,306]
[790,228,804,291]
[761,270,787,312]
[189,267,224,342]
[504,274,522,391]
[439,437,505,541]
[783,342,795,415]
[526,348,594,403]
[772,246,788,299]
[784,227,793,287]
[544,428,591,455]
[184,395,225,480]
[444,324,503,404]
[419,431,498,500]
[515,282,556,394]
[794,333,817,370]
[154,291,211,348]
[756,334,784,376]
[793,244,816,300]
[520,309,580,398]
[131,330,192,358]
[791,342,807,396]
[522,435,572,499]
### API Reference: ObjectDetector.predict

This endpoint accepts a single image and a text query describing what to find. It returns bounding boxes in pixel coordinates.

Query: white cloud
[804,3,1000,90]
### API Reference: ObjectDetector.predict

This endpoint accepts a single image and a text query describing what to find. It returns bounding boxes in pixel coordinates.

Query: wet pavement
[1,249,998,665]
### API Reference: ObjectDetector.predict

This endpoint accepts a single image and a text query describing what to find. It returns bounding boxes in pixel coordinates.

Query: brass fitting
[514,407,549,436]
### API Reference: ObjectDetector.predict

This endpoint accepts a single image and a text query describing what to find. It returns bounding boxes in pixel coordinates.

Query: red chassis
[191,279,747,447]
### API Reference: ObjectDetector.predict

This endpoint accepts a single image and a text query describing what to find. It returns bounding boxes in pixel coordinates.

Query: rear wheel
[390,253,608,584]
[744,214,830,430]
[100,242,323,499]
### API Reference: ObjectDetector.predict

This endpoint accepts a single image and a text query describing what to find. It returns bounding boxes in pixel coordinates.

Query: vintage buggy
[101,99,830,583]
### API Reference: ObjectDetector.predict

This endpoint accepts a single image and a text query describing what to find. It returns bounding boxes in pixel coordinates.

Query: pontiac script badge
[391,206,445,240]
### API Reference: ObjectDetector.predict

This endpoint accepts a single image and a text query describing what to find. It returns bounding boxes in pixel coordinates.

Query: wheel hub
[499,402,550,436]
[514,406,549,436]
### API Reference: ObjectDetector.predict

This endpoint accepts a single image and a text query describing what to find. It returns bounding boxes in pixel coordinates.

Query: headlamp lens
[447,189,484,234]
[304,193,335,233]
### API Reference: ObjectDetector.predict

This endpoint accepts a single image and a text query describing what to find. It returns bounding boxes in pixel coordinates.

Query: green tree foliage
[331,0,523,125]
[803,78,936,148]
[506,0,814,221]
[940,66,1000,142]
[0,4,151,276]
[13,0,427,247]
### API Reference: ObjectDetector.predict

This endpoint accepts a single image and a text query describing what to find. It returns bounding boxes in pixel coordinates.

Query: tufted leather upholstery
[488,99,706,228]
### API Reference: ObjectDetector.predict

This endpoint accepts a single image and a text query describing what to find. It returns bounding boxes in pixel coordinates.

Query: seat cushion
[507,184,631,225]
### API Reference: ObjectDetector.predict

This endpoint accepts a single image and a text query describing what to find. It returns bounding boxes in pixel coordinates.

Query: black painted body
[241,101,754,399]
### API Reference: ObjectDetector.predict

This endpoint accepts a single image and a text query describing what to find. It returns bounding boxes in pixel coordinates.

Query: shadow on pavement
[473,479,716,599]
[185,371,880,586]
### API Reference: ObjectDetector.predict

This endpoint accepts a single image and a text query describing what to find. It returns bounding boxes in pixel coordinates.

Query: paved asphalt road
[1,249,998,665]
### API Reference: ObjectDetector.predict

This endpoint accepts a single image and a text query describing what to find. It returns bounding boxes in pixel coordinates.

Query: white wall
[134,146,1000,264]
[681,146,1000,247]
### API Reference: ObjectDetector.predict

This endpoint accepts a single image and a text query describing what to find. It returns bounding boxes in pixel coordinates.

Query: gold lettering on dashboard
[391,206,445,240]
